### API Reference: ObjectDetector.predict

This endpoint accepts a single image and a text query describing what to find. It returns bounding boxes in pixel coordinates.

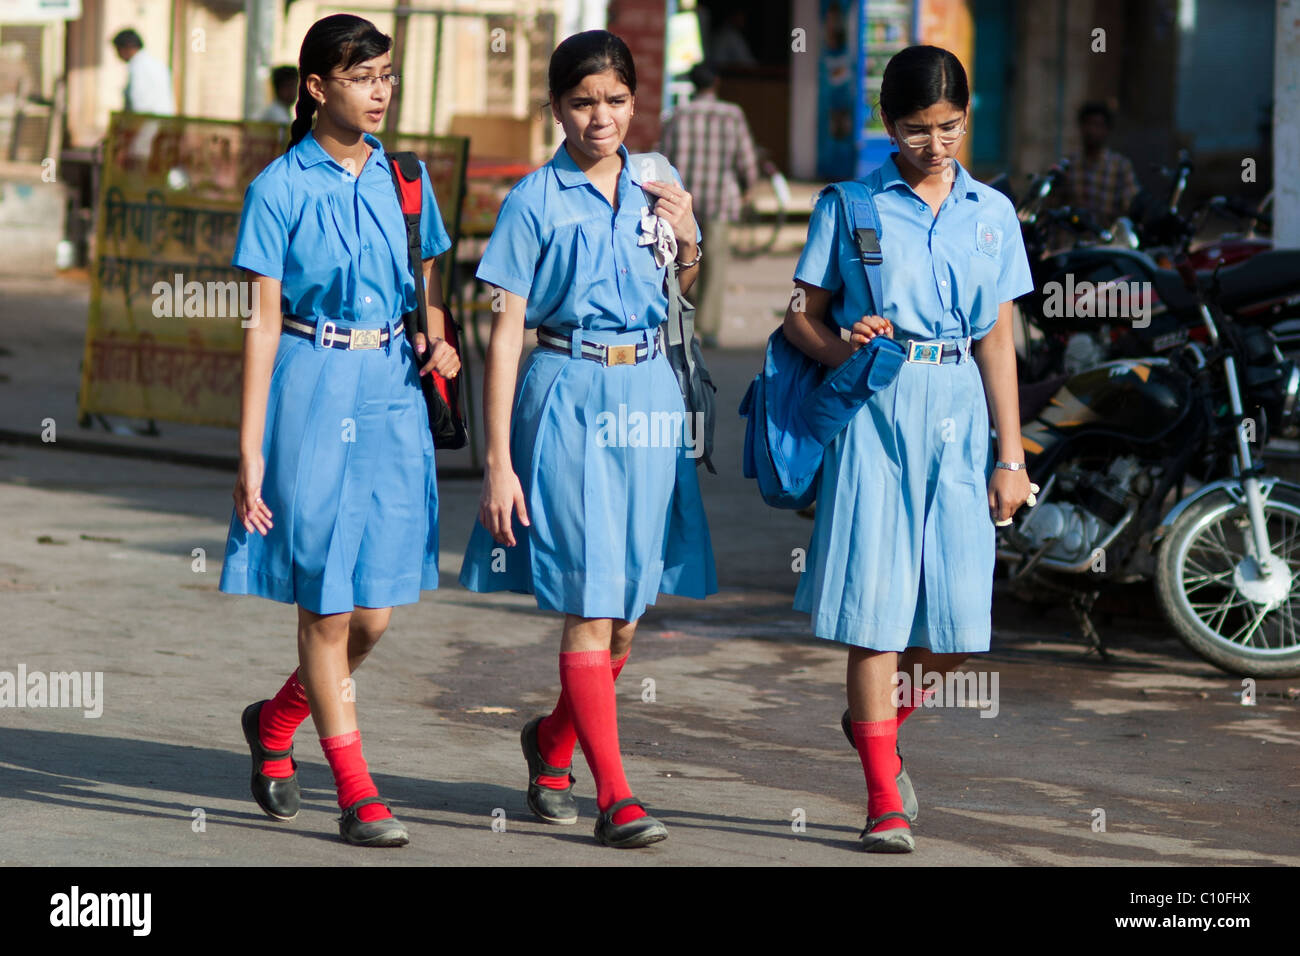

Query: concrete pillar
[242,0,275,120]
[1276,0,1300,247]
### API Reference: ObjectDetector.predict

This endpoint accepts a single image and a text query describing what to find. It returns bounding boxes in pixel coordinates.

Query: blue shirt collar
[294,129,385,171]
[551,141,642,189]
[877,152,980,203]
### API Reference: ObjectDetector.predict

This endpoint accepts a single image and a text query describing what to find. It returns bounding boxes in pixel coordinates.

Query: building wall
[60,0,562,160]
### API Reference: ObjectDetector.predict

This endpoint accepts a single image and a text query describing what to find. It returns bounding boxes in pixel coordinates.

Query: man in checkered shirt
[1061,101,1140,228]
[660,63,760,346]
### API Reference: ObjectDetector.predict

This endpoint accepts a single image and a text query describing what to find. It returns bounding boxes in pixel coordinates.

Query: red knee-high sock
[852,719,908,832]
[896,686,936,728]
[559,649,645,825]
[320,730,390,823]
[535,651,629,789]
[258,669,311,778]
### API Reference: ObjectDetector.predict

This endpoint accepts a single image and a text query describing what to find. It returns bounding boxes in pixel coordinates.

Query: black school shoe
[593,798,668,848]
[520,715,579,825]
[241,700,301,821]
[840,708,918,823]
[338,796,409,848]
[859,812,916,853]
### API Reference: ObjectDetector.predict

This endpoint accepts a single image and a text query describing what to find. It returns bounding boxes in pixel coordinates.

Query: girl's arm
[782,280,892,366]
[973,300,1030,523]
[478,288,530,546]
[414,257,460,378]
[234,271,284,535]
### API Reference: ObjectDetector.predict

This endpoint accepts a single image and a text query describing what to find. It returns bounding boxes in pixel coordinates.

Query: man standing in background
[660,63,760,348]
[1061,101,1139,227]
[111,29,175,116]
[257,66,299,125]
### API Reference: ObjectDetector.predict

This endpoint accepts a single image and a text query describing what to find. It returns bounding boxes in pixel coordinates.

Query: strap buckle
[349,327,382,350]
[606,344,637,366]
[855,227,882,265]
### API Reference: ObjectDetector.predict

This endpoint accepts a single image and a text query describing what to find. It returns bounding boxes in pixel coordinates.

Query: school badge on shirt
[976,221,1002,258]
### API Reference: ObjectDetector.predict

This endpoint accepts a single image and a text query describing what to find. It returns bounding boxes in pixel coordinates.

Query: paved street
[1,270,1297,866]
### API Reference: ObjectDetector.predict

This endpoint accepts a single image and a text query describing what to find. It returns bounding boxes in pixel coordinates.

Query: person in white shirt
[112,29,176,116]
[256,65,298,125]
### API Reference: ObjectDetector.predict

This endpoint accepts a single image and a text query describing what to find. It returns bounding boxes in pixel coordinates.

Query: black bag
[388,150,468,449]
[628,151,717,474]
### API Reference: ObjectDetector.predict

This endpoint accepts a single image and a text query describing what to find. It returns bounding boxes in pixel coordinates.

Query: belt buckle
[349,328,382,350]
[907,340,943,365]
[606,344,637,366]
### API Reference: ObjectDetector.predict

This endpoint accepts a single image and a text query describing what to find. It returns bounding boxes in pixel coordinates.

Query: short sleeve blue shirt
[794,153,1033,341]
[231,130,451,326]
[476,141,698,332]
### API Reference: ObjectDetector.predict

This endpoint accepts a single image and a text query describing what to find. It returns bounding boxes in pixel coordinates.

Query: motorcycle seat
[1151,267,1200,314]
[1207,249,1300,313]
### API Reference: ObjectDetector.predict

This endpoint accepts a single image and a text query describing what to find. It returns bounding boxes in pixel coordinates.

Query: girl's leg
[534,618,636,787]
[894,648,970,726]
[299,605,394,823]
[256,606,392,778]
[846,647,909,834]
[348,606,393,672]
[557,614,646,825]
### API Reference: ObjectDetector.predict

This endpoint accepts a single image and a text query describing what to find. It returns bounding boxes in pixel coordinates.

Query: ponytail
[287,78,315,150]
[283,13,391,154]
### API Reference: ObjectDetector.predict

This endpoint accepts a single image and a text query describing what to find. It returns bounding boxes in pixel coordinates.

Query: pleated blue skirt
[793,349,996,652]
[459,325,717,621]
[219,325,438,615]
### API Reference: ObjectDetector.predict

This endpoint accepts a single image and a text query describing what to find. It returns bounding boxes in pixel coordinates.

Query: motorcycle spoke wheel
[1156,487,1300,676]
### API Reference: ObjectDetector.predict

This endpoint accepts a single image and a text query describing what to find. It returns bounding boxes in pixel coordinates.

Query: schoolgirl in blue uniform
[218,14,458,848]
[458,30,716,848]
[783,46,1034,852]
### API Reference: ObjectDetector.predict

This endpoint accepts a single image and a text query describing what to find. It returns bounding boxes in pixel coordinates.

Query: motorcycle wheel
[1155,484,1300,676]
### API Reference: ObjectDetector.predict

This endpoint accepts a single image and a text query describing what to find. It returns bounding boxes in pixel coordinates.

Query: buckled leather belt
[536,326,664,367]
[904,336,972,365]
[282,316,404,350]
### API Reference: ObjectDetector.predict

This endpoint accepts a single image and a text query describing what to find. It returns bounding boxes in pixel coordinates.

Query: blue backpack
[738,180,906,508]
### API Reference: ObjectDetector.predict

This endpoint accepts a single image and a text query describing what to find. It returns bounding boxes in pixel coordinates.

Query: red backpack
[388,150,468,449]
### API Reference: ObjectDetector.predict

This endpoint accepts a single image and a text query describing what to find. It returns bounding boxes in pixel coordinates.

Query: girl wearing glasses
[782,45,1034,852]
[220,13,459,848]
[459,30,716,848]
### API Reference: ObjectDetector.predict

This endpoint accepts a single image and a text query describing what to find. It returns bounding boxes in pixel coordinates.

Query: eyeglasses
[328,73,400,90]
[897,126,966,148]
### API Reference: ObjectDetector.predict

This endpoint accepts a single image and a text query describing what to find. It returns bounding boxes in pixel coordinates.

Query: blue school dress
[792,154,1033,652]
[458,142,717,621]
[218,130,452,615]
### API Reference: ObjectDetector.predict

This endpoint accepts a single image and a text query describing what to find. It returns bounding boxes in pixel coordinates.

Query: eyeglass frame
[894,125,967,149]
[326,73,401,90]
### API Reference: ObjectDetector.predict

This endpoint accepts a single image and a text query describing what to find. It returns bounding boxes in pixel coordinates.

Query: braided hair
[286,13,391,152]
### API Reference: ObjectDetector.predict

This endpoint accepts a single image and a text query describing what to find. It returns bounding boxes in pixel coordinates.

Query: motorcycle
[992,158,1295,384]
[997,262,1300,677]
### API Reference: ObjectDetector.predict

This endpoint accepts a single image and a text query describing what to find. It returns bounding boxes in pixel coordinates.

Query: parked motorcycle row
[988,154,1300,677]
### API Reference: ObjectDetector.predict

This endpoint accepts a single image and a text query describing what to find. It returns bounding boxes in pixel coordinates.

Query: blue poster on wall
[818,0,918,181]
[817,0,858,181]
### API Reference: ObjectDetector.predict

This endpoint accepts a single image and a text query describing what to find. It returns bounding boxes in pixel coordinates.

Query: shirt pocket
[959,251,1001,335]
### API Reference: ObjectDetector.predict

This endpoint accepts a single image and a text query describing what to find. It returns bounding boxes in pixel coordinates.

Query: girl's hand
[989,467,1034,526]
[642,180,696,246]
[849,314,893,348]
[413,332,460,378]
[479,463,530,547]
[234,455,273,535]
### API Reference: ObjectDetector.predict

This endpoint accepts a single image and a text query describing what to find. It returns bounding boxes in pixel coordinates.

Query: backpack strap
[627,151,697,382]
[388,151,427,341]
[820,180,885,318]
